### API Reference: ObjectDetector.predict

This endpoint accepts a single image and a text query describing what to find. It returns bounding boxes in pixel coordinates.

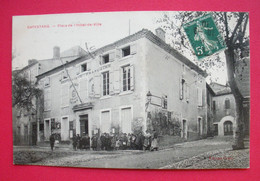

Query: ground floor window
[101,110,111,133]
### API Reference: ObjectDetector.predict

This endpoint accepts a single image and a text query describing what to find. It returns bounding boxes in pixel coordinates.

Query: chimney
[28,59,37,65]
[53,46,60,59]
[155,27,166,42]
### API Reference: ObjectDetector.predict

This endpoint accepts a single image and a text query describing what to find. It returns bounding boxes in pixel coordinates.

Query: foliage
[12,72,42,110]
[147,110,181,136]
[156,12,249,83]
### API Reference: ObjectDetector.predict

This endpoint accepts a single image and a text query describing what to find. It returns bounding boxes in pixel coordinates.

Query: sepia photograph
[12,11,250,169]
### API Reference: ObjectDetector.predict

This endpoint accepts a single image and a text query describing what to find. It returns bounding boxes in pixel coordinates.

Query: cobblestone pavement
[13,136,249,169]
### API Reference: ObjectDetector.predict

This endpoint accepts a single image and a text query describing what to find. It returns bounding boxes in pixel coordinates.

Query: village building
[36,28,208,143]
[12,46,87,145]
[207,83,236,136]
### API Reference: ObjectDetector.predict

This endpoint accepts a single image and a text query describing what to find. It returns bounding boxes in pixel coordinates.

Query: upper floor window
[102,72,109,96]
[225,98,230,109]
[81,63,87,73]
[122,46,130,57]
[213,100,216,112]
[102,54,110,64]
[122,65,131,91]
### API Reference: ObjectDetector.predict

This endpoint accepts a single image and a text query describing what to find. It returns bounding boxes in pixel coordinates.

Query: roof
[209,82,232,96]
[37,29,207,79]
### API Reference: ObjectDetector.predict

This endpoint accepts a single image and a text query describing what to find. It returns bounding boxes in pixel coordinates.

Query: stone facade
[36,29,208,143]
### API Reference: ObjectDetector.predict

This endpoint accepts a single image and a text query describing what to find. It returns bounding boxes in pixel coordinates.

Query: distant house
[36,28,208,143]
[207,83,236,136]
[12,46,87,145]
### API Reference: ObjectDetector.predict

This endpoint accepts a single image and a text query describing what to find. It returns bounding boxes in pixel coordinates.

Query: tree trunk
[225,48,245,150]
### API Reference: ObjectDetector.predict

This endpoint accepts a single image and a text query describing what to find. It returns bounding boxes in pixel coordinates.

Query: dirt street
[13,136,245,169]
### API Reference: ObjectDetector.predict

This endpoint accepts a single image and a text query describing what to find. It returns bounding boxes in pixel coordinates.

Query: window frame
[122,46,131,57]
[102,71,110,96]
[122,65,131,92]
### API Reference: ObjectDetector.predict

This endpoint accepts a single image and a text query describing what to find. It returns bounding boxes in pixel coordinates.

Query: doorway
[224,121,233,135]
[32,123,37,145]
[182,119,187,139]
[80,114,89,136]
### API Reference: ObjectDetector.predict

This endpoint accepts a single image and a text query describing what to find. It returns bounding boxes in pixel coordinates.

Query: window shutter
[109,52,115,62]
[88,77,94,97]
[186,83,190,102]
[179,77,183,100]
[61,84,69,107]
[130,65,135,91]
[99,55,102,65]
[76,65,80,75]
[79,78,88,102]
[94,74,101,97]
[130,44,137,55]
[113,69,120,94]
[115,48,121,59]
[109,71,114,95]
[197,88,202,106]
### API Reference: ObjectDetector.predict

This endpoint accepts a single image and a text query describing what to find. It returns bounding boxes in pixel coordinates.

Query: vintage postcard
[12,11,250,169]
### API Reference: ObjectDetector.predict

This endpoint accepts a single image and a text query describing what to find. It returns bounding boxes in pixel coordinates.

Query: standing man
[49,133,55,151]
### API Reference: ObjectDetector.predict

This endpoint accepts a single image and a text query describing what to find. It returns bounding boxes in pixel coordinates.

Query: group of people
[72,134,90,150]
[90,130,159,151]
[50,130,159,152]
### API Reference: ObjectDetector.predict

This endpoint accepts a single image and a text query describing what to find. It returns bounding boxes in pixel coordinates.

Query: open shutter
[130,44,137,55]
[88,78,94,97]
[113,69,120,94]
[79,78,88,102]
[109,71,114,95]
[109,51,115,62]
[99,55,102,65]
[197,88,202,106]
[130,65,134,91]
[76,65,80,75]
[115,48,121,59]
[179,77,183,100]
[186,83,190,102]
[94,74,101,98]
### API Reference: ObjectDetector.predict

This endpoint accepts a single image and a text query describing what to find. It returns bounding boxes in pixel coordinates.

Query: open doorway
[80,114,89,136]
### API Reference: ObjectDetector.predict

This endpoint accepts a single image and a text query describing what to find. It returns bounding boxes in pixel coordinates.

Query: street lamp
[146,91,152,103]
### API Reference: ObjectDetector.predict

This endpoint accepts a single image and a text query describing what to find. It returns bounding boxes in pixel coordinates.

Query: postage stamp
[183,14,226,60]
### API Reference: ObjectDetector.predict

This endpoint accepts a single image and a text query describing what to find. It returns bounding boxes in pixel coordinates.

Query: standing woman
[150,130,159,151]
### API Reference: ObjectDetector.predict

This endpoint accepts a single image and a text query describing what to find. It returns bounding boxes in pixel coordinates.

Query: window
[122,46,130,57]
[102,72,109,96]
[102,54,109,64]
[225,98,230,109]
[81,63,87,72]
[39,123,44,131]
[213,100,216,112]
[122,66,131,91]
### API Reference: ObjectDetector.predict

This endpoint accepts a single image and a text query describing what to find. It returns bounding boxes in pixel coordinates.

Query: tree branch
[230,13,245,44]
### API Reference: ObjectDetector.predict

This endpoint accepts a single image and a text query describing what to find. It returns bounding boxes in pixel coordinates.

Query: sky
[12,11,228,84]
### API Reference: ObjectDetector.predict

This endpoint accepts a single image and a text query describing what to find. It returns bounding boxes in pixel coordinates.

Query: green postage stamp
[183,14,226,60]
